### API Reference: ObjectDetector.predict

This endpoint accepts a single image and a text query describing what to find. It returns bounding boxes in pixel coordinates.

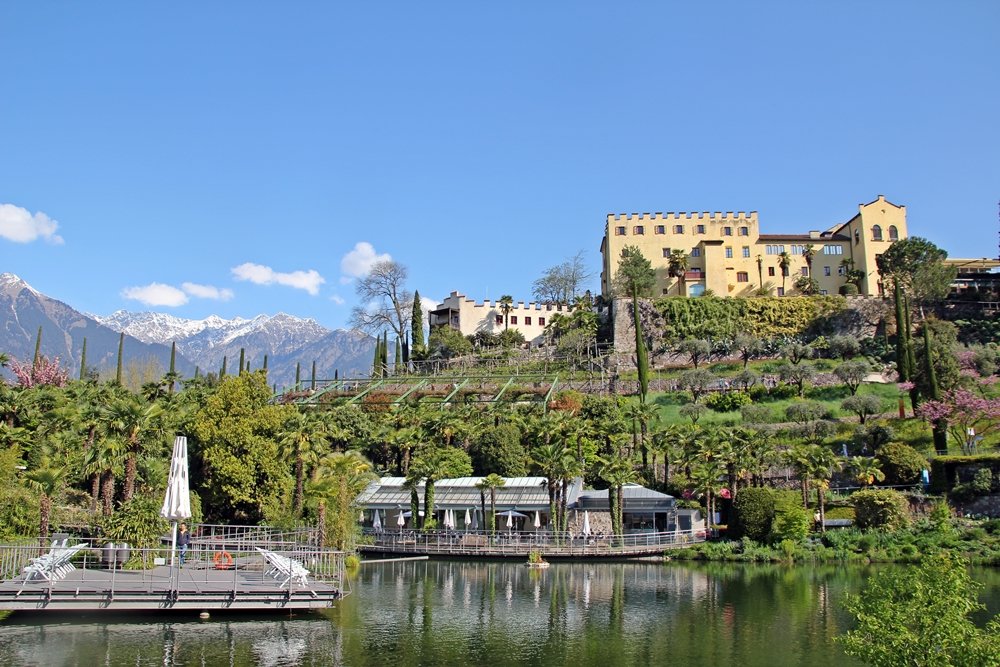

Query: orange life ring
[213,551,234,569]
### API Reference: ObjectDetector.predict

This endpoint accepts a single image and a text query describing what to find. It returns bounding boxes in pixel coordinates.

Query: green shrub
[839,283,859,296]
[876,442,927,486]
[705,391,752,413]
[345,554,361,569]
[731,487,776,541]
[748,385,768,402]
[101,495,170,550]
[853,489,910,530]
[824,506,856,521]
[769,496,811,543]
[767,383,798,400]
[740,403,774,425]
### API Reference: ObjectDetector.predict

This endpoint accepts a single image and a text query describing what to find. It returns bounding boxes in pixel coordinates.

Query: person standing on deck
[178,523,190,565]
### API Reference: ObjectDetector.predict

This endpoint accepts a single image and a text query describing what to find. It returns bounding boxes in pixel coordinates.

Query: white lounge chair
[255,547,310,587]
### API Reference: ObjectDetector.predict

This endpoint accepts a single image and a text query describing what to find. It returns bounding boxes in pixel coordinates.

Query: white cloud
[182,282,234,301]
[121,283,189,307]
[329,294,346,305]
[0,203,64,244]
[231,262,325,295]
[340,242,391,280]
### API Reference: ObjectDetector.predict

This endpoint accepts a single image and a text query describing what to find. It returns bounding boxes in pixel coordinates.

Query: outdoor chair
[20,542,88,592]
[255,547,311,587]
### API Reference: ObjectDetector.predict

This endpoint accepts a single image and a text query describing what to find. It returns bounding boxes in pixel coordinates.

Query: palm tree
[25,461,66,549]
[410,446,472,528]
[778,251,792,296]
[531,442,568,535]
[278,411,331,516]
[667,249,689,296]
[848,456,885,488]
[476,474,506,537]
[103,395,165,502]
[599,457,637,545]
[308,450,375,549]
[756,255,764,288]
[688,459,724,536]
[802,244,816,277]
[498,295,514,330]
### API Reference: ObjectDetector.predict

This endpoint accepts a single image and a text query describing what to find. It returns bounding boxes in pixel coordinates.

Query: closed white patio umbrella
[533,511,541,529]
[160,436,192,567]
[372,509,382,533]
[582,511,591,537]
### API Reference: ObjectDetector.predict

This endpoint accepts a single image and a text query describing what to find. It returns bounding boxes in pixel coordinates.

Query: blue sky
[2,2,998,330]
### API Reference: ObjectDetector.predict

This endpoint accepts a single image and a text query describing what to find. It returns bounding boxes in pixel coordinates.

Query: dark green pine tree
[410,291,424,361]
[262,355,269,372]
[382,331,389,378]
[372,337,381,378]
[79,337,88,381]
[33,326,43,368]
[238,348,246,376]
[395,337,402,371]
[295,362,302,388]
[311,360,317,391]
[115,332,125,385]
[334,369,339,381]
[194,366,200,379]
[220,356,228,378]
[167,342,177,394]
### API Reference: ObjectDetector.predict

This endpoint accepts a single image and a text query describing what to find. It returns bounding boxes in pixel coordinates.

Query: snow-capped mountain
[94,310,374,387]
[1,273,377,388]
[0,273,191,379]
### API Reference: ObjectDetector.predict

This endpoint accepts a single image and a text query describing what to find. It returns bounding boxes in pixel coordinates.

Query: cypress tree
[311,360,317,390]
[410,291,424,360]
[334,369,339,381]
[395,337,402,371]
[382,331,389,378]
[262,355,268,372]
[295,362,301,388]
[33,325,43,368]
[220,356,227,378]
[116,332,125,385]
[168,342,177,394]
[79,337,88,381]
[372,337,381,377]
[194,366,200,379]
[238,348,245,375]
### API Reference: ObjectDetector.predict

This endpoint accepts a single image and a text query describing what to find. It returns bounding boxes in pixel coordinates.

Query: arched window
[888,225,898,241]
[872,225,883,241]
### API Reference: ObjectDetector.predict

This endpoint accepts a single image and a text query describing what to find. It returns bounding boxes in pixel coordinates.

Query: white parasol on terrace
[160,436,192,567]
[582,511,591,537]
[372,509,383,533]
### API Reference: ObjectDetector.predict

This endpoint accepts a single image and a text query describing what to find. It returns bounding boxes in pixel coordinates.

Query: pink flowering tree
[9,355,69,389]
[916,388,1000,454]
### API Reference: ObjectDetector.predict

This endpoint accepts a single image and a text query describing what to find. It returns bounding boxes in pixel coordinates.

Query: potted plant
[525,550,550,569]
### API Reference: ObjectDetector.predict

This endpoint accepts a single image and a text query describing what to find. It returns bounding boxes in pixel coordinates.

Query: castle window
[737,271,749,283]
[742,246,751,258]
[655,225,665,235]
[838,265,846,276]
[634,225,644,235]
[739,226,749,236]
[888,225,898,241]
[662,247,671,258]
[872,224,883,241]
[854,229,860,244]
[768,267,776,277]
[777,287,785,297]
[820,290,829,295]
[496,315,502,325]
[615,226,625,236]
[766,245,785,255]
[822,245,843,255]
[725,246,733,259]
[673,225,684,234]
[691,247,701,257]
[538,317,545,326]
[510,316,517,325]
[824,266,831,277]
[723,226,733,236]
[524,317,532,325]
[696,224,706,234]
[801,267,809,277]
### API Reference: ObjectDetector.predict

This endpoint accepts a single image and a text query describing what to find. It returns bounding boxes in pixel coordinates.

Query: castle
[600,195,906,298]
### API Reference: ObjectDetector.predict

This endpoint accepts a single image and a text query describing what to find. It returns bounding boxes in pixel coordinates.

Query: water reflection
[1,561,995,666]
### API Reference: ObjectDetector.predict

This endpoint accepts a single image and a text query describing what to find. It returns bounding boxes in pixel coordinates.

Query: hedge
[930,454,1000,494]
[731,487,776,541]
[654,295,849,341]
[852,489,910,530]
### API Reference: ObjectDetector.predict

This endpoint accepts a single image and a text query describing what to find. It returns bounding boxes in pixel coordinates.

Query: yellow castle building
[600,195,907,298]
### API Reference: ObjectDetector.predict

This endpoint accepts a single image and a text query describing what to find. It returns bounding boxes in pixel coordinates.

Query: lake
[1,560,998,666]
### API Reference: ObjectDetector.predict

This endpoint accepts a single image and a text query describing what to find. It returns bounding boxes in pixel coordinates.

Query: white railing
[360,528,705,557]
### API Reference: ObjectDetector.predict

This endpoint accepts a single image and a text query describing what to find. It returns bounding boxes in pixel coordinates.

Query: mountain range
[0,273,376,388]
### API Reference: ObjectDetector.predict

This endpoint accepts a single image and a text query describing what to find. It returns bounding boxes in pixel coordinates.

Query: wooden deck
[359,529,705,560]
[0,543,346,612]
